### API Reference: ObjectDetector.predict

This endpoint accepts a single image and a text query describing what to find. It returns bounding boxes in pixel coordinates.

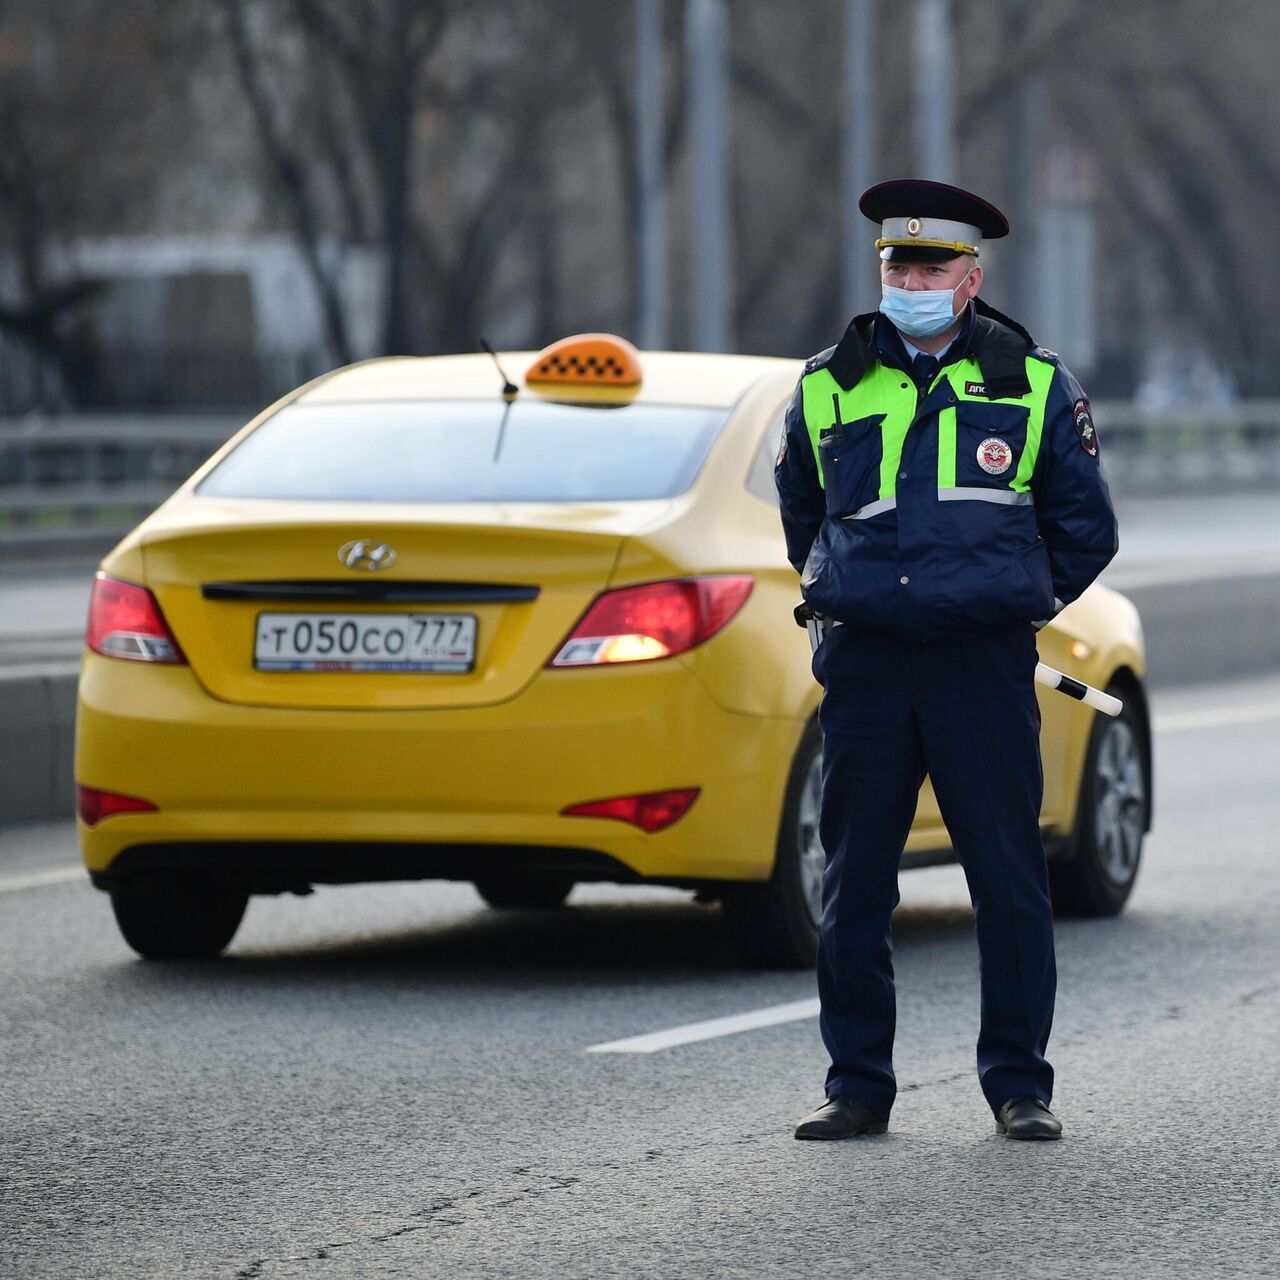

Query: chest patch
[977,437,1013,475]
[965,381,987,397]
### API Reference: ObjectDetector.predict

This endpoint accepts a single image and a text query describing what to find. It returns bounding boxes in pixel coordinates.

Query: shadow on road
[104,898,986,998]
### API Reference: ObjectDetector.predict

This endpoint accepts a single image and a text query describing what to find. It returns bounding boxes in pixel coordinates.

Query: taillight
[77,785,158,827]
[562,788,700,833]
[85,574,186,663]
[549,576,753,667]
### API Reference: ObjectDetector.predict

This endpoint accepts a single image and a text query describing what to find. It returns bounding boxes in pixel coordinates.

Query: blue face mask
[879,275,970,339]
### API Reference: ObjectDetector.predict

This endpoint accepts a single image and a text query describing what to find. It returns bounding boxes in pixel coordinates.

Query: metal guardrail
[1092,400,1280,488]
[0,416,241,539]
[1,404,1278,547]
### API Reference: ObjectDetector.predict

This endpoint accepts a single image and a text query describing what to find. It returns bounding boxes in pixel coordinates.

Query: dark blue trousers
[812,624,1056,1118]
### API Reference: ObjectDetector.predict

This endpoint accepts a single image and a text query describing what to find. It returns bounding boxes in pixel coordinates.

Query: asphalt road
[3,675,1279,1279]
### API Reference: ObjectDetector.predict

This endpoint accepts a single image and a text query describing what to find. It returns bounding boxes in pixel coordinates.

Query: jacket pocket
[954,402,1029,486]
[819,414,884,517]
[1011,538,1055,621]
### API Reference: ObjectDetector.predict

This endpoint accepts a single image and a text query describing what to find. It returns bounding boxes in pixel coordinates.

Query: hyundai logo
[338,539,397,572]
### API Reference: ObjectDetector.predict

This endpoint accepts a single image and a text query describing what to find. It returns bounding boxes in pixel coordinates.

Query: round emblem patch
[1072,399,1098,456]
[906,217,922,236]
[977,437,1013,475]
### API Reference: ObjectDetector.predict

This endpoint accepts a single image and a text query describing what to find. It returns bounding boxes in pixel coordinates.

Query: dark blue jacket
[775,301,1118,641]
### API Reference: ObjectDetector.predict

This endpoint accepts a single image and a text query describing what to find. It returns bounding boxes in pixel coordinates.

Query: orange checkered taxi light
[525,334,643,387]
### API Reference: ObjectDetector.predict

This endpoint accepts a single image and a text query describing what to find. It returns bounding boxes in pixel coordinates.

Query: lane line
[1154,700,1280,734]
[585,997,819,1054]
[585,696,1278,1056]
[0,867,87,895]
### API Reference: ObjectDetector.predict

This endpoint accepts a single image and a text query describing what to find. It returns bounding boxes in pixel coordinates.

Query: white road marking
[0,867,87,895]
[1154,700,1280,734]
[585,695,1280,1059]
[585,997,819,1054]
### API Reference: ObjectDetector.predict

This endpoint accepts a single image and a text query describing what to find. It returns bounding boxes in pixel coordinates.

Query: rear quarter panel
[608,369,818,724]
[1038,583,1146,835]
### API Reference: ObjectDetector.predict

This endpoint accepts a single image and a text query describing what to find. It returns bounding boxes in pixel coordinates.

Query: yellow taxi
[76,334,1151,966]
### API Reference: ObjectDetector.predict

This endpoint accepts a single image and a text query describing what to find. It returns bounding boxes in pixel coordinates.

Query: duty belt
[792,600,1126,718]
[793,601,839,654]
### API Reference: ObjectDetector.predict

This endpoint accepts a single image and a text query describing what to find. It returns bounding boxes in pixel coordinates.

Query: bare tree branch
[216,0,353,362]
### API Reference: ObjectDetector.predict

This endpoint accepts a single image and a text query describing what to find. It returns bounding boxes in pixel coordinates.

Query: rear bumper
[76,653,805,886]
[90,840,640,893]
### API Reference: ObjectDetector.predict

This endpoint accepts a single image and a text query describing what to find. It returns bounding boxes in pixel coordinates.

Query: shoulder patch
[1072,399,1098,456]
[804,341,839,374]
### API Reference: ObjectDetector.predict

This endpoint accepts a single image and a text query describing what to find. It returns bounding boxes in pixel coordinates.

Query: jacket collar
[820,298,1035,397]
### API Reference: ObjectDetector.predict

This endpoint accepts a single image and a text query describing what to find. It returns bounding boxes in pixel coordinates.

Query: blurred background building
[0,0,1273,414]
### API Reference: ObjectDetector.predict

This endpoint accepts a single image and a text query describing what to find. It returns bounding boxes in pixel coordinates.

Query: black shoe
[794,1095,888,1141]
[995,1096,1063,1140]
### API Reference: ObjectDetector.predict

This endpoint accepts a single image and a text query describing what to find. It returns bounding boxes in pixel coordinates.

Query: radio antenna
[479,336,518,400]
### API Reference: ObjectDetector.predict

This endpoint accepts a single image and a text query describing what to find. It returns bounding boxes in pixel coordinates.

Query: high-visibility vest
[799,354,1057,509]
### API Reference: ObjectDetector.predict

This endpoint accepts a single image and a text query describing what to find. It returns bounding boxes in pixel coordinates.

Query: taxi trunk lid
[141,498,665,709]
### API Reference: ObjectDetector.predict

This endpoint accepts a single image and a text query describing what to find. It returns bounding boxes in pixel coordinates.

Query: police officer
[777,180,1118,1141]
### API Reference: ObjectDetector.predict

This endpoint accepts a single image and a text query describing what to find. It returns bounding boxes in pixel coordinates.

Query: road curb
[2,571,1276,829]
[0,665,78,827]
[1120,569,1280,688]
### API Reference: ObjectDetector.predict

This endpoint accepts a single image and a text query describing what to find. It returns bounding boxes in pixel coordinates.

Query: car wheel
[473,873,575,910]
[110,880,249,960]
[721,717,823,968]
[1049,685,1149,917]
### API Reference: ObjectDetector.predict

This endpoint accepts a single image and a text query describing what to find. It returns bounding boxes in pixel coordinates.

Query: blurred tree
[577,1,686,343]
[0,0,179,404]
[7,0,1280,402]
[217,0,357,362]
[1039,0,1280,395]
[213,0,602,357]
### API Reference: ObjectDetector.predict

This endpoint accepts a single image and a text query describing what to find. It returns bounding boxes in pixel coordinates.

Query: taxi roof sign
[525,334,643,387]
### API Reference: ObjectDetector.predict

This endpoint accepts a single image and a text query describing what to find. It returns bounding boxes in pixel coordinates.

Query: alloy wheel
[797,751,825,927]
[1093,718,1146,886]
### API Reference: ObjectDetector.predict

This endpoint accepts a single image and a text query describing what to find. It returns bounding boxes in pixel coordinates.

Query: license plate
[254,612,477,673]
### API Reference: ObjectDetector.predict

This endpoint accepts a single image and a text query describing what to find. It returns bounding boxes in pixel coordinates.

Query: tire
[1049,683,1149,917]
[110,880,249,960]
[473,873,574,910]
[721,718,823,968]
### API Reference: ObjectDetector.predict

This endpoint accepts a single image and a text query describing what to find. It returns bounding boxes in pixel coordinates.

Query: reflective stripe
[840,497,898,520]
[937,487,1035,506]
[937,405,957,489]
[1011,357,1056,492]
[799,367,838,487]
[877,383,913,499]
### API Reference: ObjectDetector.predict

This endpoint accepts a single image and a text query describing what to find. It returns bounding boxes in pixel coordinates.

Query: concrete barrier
[0,664,77,827]
[2,568,1277,830]
[1122,569,1280,688]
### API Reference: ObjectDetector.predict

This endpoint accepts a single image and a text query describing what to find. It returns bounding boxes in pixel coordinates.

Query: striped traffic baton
[1034,663,1122,717]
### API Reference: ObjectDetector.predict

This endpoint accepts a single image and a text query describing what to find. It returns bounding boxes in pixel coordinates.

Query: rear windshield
[196,400,728,503]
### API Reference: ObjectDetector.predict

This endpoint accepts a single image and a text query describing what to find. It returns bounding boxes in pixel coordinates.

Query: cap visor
[880,245,966,263]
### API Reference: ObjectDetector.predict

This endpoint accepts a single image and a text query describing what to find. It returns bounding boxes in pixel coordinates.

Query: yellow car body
[76,343,1149,959]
